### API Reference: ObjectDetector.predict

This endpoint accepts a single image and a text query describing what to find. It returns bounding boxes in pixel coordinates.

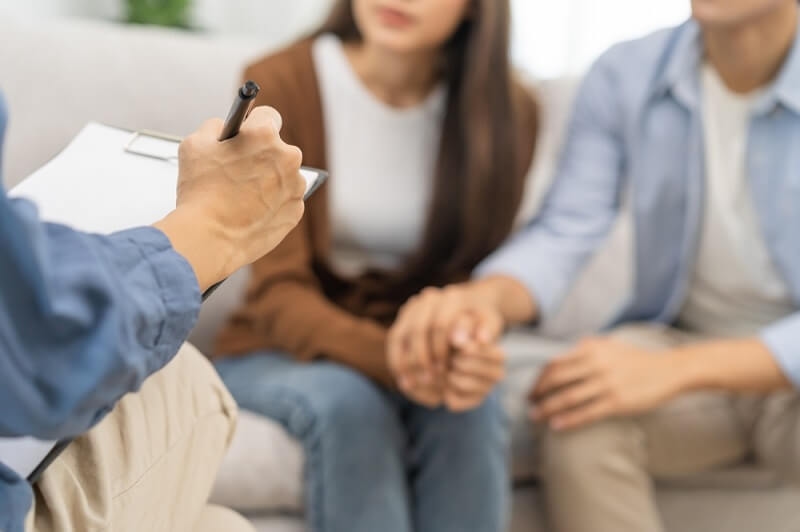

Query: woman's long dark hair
[317,0,536,307]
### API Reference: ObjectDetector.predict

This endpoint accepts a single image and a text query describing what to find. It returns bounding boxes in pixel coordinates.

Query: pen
[219,80,260,141]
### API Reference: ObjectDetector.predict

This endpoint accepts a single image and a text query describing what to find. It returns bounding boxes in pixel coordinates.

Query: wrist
[154,207,240,291]
[663,346,711,396]
[469,276,537,326]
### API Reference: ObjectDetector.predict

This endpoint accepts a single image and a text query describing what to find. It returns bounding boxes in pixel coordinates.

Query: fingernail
[551,418,565,431]
[452,329,469,346]
[478,328,493,343]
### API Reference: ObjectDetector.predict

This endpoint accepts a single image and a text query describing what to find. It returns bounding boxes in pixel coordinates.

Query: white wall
[1,0,690,78]
[513,0,690,77]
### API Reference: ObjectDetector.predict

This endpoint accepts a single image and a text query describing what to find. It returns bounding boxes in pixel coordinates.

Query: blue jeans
[215,353,510,532]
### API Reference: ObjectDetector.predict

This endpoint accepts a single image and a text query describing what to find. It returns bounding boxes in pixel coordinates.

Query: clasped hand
[387,286,506,412]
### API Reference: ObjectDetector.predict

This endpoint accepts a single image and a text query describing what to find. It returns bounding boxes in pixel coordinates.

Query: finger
[279,145,305,189]
[531,378,607,421]
[450,312,478,349]
[247,105,283,133]
[550,398,616,432]
[389,301,421,372]
[387,323,418,385]
[408,293,439,383]
[447,369,494,398]
[460,343,505,364]
[400,381,443,409]
[472,309,504,345]
[451,350,505,383]
[444,389,485,413]
[430,289,472,368]
[425,289,454,372]
[531,352,595,400]
[386,329,405,377]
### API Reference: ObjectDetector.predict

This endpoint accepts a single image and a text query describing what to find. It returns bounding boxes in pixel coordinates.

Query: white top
[312,34,446,276]
[678,65,795,337]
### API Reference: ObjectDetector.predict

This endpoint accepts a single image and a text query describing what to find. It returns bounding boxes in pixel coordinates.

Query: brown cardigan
[213,39,538,387]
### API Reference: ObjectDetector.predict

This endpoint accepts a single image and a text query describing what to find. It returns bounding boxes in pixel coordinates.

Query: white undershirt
[678,65,794,337]
[313,34,446,276]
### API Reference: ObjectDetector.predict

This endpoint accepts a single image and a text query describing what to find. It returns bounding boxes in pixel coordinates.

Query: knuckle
[283,144,304,171]
[179,135,196,155]
[250,106,282,131]
[421,287,441,299]
[432,315,450,330]
[441,286,461,302]
[292,175,307,198]
[565,391,580,405]
[409,322,426,336]
[289,200,305,222]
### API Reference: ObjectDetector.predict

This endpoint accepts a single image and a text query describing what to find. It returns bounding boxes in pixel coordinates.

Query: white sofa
[3,15,799,532]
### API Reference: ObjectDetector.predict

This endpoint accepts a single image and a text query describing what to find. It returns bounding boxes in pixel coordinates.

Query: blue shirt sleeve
[475,52,627,320]
[0,193,201,440]
[762,314,800,388]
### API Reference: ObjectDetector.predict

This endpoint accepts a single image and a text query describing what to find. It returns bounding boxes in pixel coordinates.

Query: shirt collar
[651,20,704,110]
[652,19,800,116]
[761,25,800,115]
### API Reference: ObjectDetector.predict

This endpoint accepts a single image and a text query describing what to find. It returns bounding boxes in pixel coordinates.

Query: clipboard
[124,129,328,200]
[5,122,327,484]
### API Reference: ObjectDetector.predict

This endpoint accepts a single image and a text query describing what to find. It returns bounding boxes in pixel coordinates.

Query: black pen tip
[241,80,260,98]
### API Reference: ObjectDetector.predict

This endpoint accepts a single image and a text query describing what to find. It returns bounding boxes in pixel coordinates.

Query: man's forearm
[670,338,793,395]
[470,276,539,326]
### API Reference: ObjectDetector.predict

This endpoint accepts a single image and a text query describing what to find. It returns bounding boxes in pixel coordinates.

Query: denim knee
[421,393,507,445]
[216,354,402,444]
[299,363,402,443]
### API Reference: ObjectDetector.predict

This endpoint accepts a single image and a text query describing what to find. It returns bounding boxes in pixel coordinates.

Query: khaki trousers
[24,344,254,532]
[540,324,800,532]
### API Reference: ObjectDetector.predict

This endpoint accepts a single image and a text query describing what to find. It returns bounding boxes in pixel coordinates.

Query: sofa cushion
[210,410,305,513]
[242,485,800,532]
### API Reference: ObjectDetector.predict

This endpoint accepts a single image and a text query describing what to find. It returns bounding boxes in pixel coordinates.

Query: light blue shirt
[479,20,800,386]
[0,93,201,531]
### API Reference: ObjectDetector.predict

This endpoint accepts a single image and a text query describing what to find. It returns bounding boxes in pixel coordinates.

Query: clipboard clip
[123,130,183,163]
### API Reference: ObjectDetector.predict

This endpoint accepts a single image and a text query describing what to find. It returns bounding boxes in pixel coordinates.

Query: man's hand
[155,106,306,290]
[530,338,682,431]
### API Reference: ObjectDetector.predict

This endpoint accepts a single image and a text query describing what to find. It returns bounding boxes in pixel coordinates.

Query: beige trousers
[24,344,254,532]
[540,324,800,532]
